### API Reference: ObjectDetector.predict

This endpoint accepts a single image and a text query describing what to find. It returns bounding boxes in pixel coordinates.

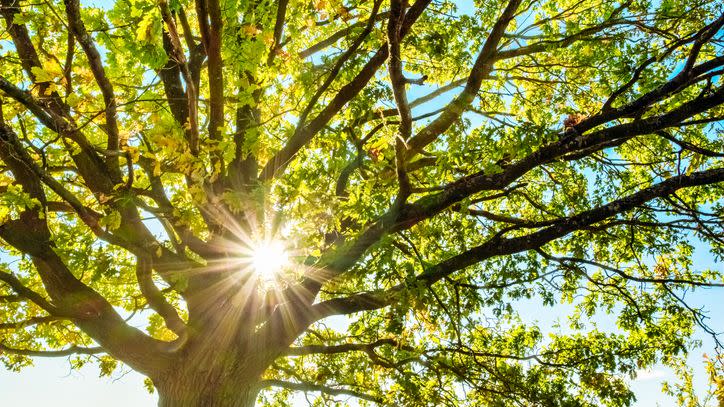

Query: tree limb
[260,379,382,403]
[0,342,103,357]
[310,167,724,320]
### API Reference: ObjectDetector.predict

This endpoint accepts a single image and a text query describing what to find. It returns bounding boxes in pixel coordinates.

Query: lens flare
[251,240,289,279]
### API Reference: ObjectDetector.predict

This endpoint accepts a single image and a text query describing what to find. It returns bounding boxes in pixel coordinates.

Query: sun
[250,240,289,279]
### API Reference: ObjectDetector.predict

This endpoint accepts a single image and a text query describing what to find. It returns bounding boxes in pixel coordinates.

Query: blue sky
[0,359,156,406]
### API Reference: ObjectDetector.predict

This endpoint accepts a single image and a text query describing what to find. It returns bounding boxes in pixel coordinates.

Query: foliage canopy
[1,0,724,405]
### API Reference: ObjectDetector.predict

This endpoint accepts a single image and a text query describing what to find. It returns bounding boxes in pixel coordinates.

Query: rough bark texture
[155,353,264,407]
[157,380,260,407]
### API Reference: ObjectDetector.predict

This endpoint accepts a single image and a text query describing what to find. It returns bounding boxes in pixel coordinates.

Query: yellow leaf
[240,25,261,36]
[43,83,58,95]
[66,93,81,107]
[30,66,55,83]
[136,14,157,43]
[261,32,274,46]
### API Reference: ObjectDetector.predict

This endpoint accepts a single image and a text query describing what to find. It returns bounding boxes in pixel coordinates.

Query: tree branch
[388,0,412,200]
[159,0,200,154]
[405,0,522,156]
[266,0,289,65]
[135,256,187,339]
[0,315,64,330]
[260,379,382,403]
[299,11,391,59]
[63,0,121,176]
[259,0,433,181]
[0,270,61,315]
[0,342,103,357]
[310,167,724,320]
[286,338,399,355]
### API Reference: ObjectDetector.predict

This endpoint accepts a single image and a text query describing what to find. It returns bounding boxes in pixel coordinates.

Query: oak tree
[1,0,724,405]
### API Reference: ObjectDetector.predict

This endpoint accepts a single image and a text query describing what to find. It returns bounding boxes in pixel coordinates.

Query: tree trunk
[154,348,268,407]
[153,284,289,407]
[156,372,261,407]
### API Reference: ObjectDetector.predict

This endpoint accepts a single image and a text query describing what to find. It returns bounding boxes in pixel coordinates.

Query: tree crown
[1,0,724,405]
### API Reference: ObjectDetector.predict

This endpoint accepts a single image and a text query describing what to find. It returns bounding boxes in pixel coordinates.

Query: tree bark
[156,369,261,407]
[152,333,277,407]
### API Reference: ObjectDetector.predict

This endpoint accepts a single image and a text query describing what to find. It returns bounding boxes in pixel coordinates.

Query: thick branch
[300,73,724,308]
[63,0,121,175]
[310,167,724,320]
[0,129,173,376]
[159,1,200,153]
[0,270,61,315]
[295,0,382,136]
[267,0,289,65]
[259,0,433,181]
[405,0,522,156]
[205,0,223,147]
[135,256,187,338]
[387,0,412,199]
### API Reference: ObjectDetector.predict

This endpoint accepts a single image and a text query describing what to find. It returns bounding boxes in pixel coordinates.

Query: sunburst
[250,240,289,280]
